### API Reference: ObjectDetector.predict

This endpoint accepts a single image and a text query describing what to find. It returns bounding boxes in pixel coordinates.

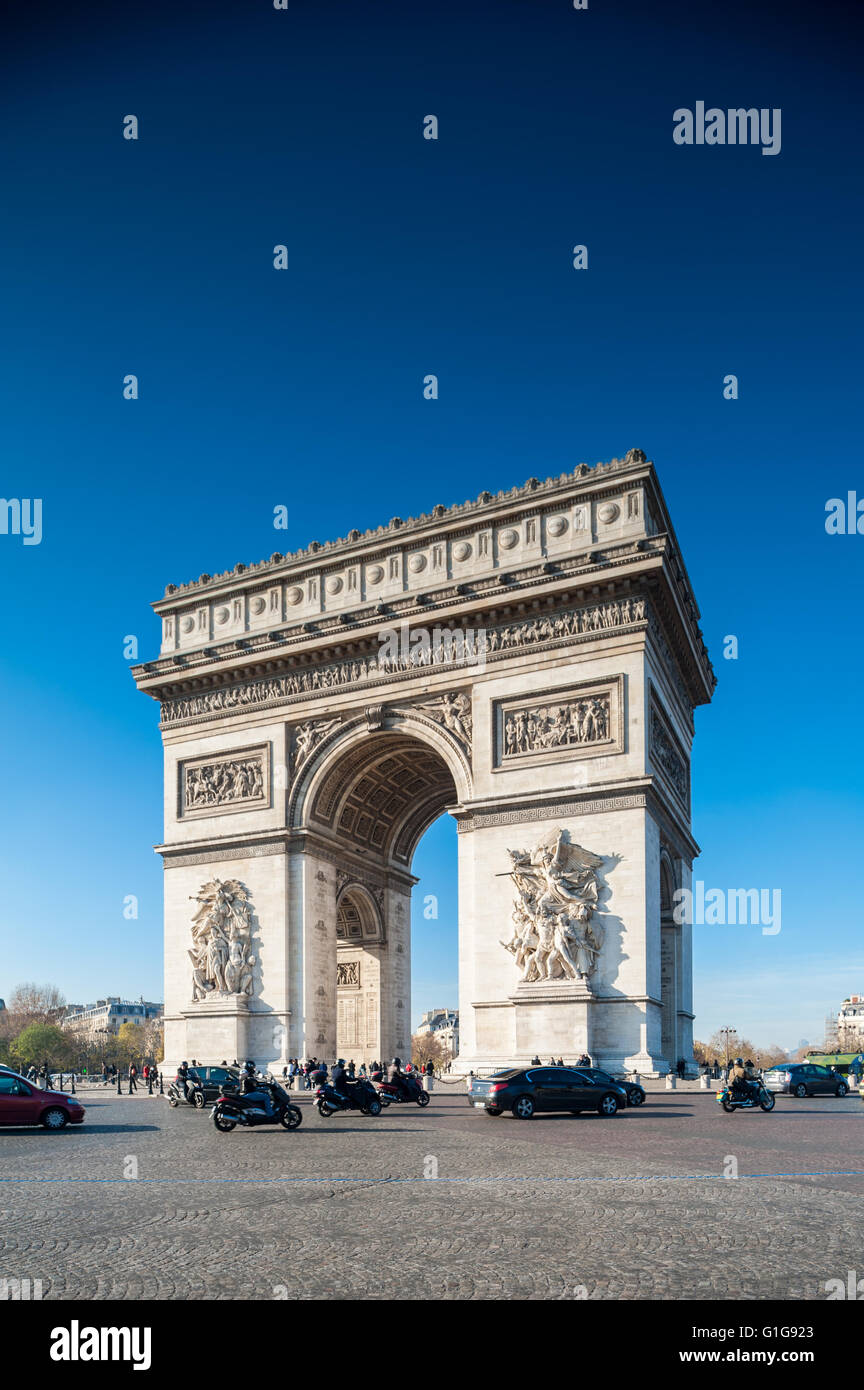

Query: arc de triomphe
[133,449,715,1075]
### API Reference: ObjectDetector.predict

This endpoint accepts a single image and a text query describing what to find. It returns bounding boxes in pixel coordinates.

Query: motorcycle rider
[177,1060,190,1101]
[239,1059,274,1117]
[727,1057,752,1100]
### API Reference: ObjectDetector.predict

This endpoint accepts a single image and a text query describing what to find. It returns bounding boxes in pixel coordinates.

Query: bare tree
[6,982,66,1025]
[411,1032,447,1070]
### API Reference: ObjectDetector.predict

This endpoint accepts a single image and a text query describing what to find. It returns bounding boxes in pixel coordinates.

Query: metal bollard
[70,1074,76,1095]
[117,1073,123,1095]
[159,1071,164,1095]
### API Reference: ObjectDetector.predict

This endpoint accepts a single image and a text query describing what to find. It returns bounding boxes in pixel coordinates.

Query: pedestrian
[676,1057,686,1079]
[129,1065,138,1093]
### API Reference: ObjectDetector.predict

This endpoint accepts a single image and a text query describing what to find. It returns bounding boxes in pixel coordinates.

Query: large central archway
[290,720,462,1063]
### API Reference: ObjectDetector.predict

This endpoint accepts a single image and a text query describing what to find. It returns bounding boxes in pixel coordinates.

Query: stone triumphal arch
[133,449,715,1074]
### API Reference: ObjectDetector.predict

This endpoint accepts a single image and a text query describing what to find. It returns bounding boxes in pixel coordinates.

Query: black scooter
[212,1077,302,1132]
[167,1074,206,1109]
[316,1077,382,1117]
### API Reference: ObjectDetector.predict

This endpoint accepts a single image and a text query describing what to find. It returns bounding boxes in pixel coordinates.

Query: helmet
[392,1057,401,1068]
[181,1061,188,1067]
[337,1059,346,1067]
[244,1059,256,1073]
[735,1058,744,1067]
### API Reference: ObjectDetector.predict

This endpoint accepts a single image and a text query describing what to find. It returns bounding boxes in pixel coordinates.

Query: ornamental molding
[158,449,651,602]
[455,791,648,832]
[158,595,648,729]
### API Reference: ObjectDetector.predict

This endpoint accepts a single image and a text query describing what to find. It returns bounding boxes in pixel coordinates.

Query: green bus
[803,1051,862,1077]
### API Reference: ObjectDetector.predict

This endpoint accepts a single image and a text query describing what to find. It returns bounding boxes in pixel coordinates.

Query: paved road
[1,1091,861,1300]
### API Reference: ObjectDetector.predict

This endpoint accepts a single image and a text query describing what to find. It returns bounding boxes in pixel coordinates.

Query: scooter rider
[239,1059,274,1116]
[177,1060,190,1101]
[387,1056,411,1100]
[331,1058,351,1104]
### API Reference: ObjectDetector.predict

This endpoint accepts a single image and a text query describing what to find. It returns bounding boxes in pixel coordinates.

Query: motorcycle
[374,1074,430,1108]
[315,1077,382,1118]
[716,1079,775,1113]
[212,1076,303,1132]
[167,1074,206,1109]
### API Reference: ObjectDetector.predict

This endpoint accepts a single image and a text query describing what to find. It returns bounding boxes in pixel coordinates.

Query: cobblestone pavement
[0,1091,861,1300]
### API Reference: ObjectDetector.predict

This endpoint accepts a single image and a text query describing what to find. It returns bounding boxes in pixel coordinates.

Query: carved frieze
[179,746,270,819]
[494,676,623,769]
[336,961,360,987]
[649,698,689,806]
[161,597,648,727]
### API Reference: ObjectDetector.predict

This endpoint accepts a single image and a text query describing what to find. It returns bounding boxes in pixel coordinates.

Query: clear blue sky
[1,0,861,1047]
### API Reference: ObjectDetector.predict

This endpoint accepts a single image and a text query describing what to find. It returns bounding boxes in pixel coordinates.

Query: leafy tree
[115,1021,147,1067]
[11,1022,74,1070]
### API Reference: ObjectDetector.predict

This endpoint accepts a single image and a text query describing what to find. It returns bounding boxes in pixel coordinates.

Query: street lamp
[719,1027,737,1070]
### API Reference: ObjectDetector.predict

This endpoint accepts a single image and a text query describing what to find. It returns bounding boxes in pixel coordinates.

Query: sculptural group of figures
[189,879,256,1000]
[185,758,264,808]
[501,830,604,983]
[162,598,647,724]
[504,697,609,756]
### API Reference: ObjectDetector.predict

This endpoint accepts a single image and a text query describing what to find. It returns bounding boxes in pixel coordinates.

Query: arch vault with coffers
[133,449,715,1075]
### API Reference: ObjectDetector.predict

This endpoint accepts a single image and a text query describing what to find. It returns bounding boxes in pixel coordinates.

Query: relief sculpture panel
[179,746,270,819]
[494,676,623,769]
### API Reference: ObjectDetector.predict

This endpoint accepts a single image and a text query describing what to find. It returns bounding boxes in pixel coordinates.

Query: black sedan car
[187,1065,241,1103]
[578,1067,646,1106]
[470,1066,626,1119]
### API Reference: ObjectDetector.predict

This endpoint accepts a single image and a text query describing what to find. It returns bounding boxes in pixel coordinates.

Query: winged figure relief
[501,829,604,984]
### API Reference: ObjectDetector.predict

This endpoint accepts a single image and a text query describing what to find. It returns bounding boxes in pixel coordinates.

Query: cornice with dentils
[154,448,653,607]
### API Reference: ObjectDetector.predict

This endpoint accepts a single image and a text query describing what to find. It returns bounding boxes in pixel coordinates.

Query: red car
[0,1070,86,1129]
